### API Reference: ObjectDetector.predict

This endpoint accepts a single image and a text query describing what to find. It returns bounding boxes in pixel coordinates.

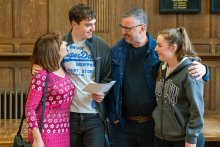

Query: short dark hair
[68,3,96,24]
[32,32,62,72]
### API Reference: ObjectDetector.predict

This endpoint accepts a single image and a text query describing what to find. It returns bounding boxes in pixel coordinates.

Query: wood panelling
[0,44,14,53]
[182,1,210,38]
[216,15,220,38]
[147,0,177,35]
[0,59,32,90]
[0,68,14,90]
[0,0,220,117]
[201,58,220,115]
[18,0,48,38]
[48,0,77,33]
[89,0,110,33]
[0,0,13,37]
[217,45,220,53]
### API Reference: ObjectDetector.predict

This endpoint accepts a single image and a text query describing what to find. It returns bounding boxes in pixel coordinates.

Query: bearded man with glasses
[107,7,209,147]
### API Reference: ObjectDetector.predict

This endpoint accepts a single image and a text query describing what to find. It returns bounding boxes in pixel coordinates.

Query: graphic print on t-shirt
[63,40,97,113]
[64,43,94,77]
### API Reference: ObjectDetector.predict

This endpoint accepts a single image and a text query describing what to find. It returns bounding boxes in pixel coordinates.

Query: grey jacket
[63,31,111,121]
[152,58,204,144]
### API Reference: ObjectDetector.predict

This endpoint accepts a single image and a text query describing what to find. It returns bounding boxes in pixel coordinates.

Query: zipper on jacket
[160,70,167,139]
[160,82,164,139]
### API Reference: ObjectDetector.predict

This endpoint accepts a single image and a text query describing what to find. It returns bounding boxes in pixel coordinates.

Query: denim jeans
[110,119,154,147]
[70,112,105,147]
[153,133,205,147]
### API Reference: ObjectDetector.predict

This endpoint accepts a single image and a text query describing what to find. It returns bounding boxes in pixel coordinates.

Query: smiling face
[72,18,96,40]
[120,16,144,45]
[155,35,177,63]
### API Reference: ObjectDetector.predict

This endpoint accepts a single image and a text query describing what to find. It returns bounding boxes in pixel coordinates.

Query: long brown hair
[32,32,62,72]
[157,27,198,62]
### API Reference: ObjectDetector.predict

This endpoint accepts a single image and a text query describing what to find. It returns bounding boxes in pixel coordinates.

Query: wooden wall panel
[0,68,14,90]
[147,0,177,37]
[202,59,220,115]
[48,0,78,33]
[217,45,220,53]
[194,44,210,54]
[0,0,48,54]
[88,0,110,33]
[0,0,13,54]
[183,0,210,38]
[216,15,220,38]
[18,0,48,38]
[216,68,220,111]
[0,59,31,90]
[20,44,34,53]
[0,0,13,37]
[0,44,14,53]
[19,67,32,89]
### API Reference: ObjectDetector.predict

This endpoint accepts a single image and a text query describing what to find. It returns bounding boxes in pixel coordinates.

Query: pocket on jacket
[162,108,184,137]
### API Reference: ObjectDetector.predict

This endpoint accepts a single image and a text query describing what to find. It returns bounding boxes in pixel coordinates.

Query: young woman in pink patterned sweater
[25,32,75,147]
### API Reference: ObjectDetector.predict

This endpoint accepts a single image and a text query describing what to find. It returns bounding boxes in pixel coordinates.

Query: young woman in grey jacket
[153,27,204,147]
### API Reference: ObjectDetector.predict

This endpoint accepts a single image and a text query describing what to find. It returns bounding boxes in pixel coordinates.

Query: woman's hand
[32,138,44,147]
[32,128,44,147]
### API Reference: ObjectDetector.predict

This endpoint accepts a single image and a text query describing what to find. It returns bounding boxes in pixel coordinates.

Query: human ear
[71,20,78,28]
[172,44,177,51]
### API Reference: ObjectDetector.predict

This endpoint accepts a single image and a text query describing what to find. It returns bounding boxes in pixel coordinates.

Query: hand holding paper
[82,81,116,94]
[92,92,105,103]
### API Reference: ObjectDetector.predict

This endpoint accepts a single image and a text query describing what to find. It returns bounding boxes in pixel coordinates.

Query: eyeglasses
[119,24,142,32]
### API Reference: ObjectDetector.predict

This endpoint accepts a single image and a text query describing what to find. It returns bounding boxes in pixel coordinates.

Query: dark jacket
[63,31,111,121]
[153,58,204,144]
[107,33,161,126]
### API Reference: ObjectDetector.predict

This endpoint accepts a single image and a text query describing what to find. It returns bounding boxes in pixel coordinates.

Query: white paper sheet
[82,81,116,93]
